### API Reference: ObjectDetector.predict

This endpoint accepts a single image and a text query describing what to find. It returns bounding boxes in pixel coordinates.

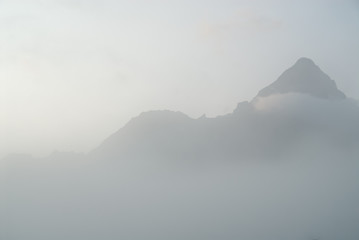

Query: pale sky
[1,0,358,157]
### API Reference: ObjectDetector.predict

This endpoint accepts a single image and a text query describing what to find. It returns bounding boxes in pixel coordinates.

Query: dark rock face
[256,58,346,99]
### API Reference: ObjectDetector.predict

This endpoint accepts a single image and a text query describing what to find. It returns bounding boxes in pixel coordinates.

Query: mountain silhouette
[93,58,359,163]
[256,57,346,100]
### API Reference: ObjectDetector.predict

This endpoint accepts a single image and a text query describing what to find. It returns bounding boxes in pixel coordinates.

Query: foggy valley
[1,1,359,239]
[1,58,359,239]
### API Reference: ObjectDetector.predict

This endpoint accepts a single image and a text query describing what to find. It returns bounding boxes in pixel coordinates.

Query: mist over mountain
[93,57,359,164]
[1,58,359,240]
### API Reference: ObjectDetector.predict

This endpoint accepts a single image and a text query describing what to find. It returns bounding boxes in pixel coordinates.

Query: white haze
[1,1,359,239]
[1,146,359,239]
[1,93,359,239]
[1,0,359,157]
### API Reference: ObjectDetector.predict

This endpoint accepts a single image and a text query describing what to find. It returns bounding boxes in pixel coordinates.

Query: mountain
[256,57,346,99]
[93,58,359,163]
[3,57,359,240]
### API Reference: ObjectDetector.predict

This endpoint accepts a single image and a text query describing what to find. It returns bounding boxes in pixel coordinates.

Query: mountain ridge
[91,57,359,162]
[3,58,357,162]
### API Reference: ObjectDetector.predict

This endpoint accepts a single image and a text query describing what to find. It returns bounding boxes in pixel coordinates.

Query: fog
[1,144,359,239]
[1,1,359,239]
[1,0,359,157]
[2,88,359,239]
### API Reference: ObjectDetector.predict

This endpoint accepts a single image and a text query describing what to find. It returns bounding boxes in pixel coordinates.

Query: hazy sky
[1,0,358,157]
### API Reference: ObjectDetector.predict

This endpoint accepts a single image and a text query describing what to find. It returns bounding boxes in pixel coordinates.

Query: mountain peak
[256,57,346,100]
[295,57,316,66]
